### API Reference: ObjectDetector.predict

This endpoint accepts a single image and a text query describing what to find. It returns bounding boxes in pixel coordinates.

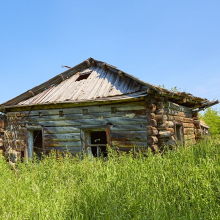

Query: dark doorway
[176,124,183,144]
[90,131,107,157]
[33,130,43,159]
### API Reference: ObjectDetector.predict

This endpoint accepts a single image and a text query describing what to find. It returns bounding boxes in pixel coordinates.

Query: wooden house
[0,58,218,159]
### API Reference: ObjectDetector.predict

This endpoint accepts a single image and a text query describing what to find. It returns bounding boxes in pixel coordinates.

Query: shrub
[199,108,220,134]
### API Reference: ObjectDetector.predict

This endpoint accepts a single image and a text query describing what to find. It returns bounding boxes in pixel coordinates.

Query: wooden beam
[106,125,112,147]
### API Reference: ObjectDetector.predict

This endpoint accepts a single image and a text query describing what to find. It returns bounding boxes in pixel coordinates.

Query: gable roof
[0,58,219,111]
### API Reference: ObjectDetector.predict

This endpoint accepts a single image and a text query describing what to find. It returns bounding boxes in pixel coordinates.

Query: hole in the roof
[76,73,91,82]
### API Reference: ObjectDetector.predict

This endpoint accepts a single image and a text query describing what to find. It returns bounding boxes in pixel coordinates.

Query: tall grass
[0,137,220,219]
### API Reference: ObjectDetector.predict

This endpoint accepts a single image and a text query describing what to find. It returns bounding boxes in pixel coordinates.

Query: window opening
[59,111,64,117]
[89,131,107,157]
[111,107,117,114]
[175,123,183,144]
[76,73,90,81]
[83,109,89,115]
[33,130,43,159]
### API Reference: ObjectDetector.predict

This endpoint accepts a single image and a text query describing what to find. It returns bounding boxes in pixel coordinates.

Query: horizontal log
[183,128,195,135]
[183,118,193,123]
[155,109,164,114]
[112,147,148,152]
[183,123,194,128]
[192,111,198,117]
[147,136,158,145]
[193,117,199,120]
[156,102,164,109]
[112,141,147,148]
[149,119,157,127]
[158,131,171,138]
[184,139,196,145]
[44,141,81,147]
[111,131,147,142]
[44,127,81,134]
[149,145,159,152]
[174,116,184,122]
[110,124,147,131]
[8,101,147,116]
[163,108,192,117]
[167,128,174,135]
[195,129,202,136]
[167,115,175,120]
[164,101,192,113]
[25,117,148,127]
[193,120,200,127]
[146,113,155,120]
[146,126,158,136]
[44,133,81,142]
[184,134,195,140]
[146,104,156,112]
[157,123,168,130]
[155,114,168,122]
[166,121,174,128]
[27,110,146,122]
[45,147,82,154]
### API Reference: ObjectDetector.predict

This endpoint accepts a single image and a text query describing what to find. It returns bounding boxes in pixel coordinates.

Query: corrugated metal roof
[18,66,142,106]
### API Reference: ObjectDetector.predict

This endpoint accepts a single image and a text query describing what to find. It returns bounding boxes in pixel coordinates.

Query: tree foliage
[199,108,220,134]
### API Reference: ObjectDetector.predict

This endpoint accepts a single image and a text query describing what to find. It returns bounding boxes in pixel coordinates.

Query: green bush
[199,108,220,134]
[0,138,220,219]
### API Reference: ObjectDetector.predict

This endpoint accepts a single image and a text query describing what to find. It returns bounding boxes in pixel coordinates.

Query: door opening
[90,131,107,157]
[33,130,43,159]
[175,123,183,145]
[27,129,43,159]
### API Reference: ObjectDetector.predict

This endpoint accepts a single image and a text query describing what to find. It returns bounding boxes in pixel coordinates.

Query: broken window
[85,131,108,157]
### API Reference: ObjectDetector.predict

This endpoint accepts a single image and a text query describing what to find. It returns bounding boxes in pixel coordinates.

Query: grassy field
[0,137,220,219]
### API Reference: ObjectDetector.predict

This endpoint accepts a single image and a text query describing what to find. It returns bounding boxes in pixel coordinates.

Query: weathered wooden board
[27,110,146,122]
[8,101,147,116]
[44,127,81,134]
[164,101,192,113]
[110,131,147,142]
[45,147,81,154]
[44,141,81,147]
[184,134,195,140]
[183,128,195,135]
[44,133,81,142]
[26,117,148,127]
[161,108,192,117]
[110,124,147,131]
[183,123,195,128]
[112,141,147,148]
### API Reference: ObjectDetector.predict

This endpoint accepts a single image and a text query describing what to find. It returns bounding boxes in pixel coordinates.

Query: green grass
[0,137,220,219]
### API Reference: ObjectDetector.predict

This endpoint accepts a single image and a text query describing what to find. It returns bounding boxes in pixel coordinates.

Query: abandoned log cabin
[0,58,219,159]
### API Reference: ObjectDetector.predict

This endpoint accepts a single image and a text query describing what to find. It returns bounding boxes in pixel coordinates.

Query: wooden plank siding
[5,101,148,155]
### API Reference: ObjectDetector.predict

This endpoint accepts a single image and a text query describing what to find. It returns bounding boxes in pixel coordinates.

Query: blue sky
[0,0,219,110]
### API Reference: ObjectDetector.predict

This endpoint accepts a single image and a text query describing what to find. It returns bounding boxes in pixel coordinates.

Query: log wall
[0,115,5,151]
[5,100,148,156]
[156,100,196,148]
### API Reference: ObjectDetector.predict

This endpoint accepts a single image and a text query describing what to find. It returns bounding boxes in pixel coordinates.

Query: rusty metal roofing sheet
[17,66,142,106]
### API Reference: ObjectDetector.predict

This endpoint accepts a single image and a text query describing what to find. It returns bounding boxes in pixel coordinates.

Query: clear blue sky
[0,0,219,110]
